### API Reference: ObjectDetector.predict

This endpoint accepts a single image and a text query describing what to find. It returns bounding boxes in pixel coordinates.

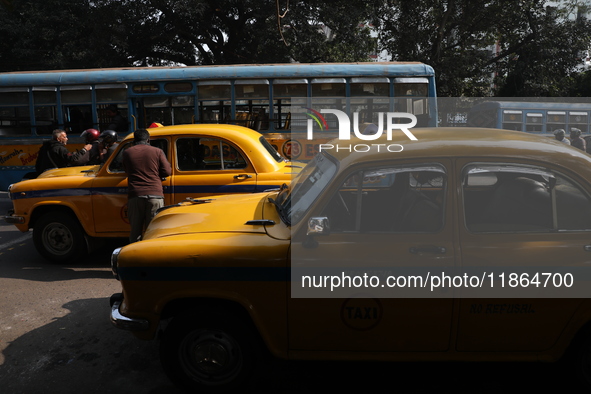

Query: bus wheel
[33,212,87,263]
[160,311,258,393]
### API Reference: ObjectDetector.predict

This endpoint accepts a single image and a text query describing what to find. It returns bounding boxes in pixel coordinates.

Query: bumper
[109,293,149,331]
[4,210,25,224]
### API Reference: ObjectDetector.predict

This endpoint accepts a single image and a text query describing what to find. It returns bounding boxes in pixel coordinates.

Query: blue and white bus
[467,100,591,135]
[0,62,437,189]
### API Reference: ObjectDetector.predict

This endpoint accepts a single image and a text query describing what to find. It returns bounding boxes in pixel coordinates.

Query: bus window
[198,81,231,125]
[569,111,588,133]
[547,111,566,133]
[96,84,127,103]
[350,77,390,125]
[95,84,129,131]
[234,79,269,131]
[164,82,193,93]
[61,86,93,133]
[272,79,308,131]
[394,77,429,119]
[350,78,390,97]
[311,78,346,130]
[139,96,194,127]
[133,84,159,93]
[502,110,522,131]
[172,96,195,125]
[63,105,93,134]
[99,103,129,131]
[526,112,543,133]
[33,88,58,135]
[0,89,30,136]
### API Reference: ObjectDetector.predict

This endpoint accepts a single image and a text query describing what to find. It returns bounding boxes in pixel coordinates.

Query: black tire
[160,311,259,394]
[33,211,87,263]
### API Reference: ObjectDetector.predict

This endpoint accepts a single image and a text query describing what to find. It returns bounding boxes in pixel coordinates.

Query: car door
[91,138,171,234]
[289,160,456,352]
[171,136,257,201]
[456,159,590,352]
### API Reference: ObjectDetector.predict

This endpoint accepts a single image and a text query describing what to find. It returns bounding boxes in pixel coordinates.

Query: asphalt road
[0,192,587,393]
[0,192,182,393]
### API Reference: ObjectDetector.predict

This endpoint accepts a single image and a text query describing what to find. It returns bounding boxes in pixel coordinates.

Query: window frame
[462,162,591,234]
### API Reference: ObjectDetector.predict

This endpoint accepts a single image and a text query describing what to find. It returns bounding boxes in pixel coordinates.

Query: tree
[0,0,133,71]
[0,0,377,71]
[493,0,591,96]
[277,0,377,63]
[376,0,591,97]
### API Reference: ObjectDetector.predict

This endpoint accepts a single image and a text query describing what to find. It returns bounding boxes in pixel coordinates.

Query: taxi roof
[326,127,591,175]
[121,123,265,143]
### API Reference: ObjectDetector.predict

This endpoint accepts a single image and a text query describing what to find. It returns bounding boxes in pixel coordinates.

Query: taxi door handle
[409,246,446,254]
[234,174,253,180]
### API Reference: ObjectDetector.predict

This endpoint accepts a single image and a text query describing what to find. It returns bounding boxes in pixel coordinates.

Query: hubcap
[180,329,243,386]
[43,222,73,255]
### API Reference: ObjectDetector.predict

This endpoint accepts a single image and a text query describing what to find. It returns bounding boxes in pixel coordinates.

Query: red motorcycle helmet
[81,128,100,143]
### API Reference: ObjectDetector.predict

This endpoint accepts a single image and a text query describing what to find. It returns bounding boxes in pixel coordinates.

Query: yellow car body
[5,124,300,261]
[110,127,591,392]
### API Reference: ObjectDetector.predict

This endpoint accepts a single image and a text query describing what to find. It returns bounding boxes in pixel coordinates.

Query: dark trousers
[127,196,164,243]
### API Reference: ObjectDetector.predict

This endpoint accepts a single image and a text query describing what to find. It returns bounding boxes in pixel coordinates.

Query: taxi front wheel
[160,311,259,393]
[33,212,87,263]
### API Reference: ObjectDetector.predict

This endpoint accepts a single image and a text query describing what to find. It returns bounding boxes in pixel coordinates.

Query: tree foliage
[376,0,591,96]
[0,0,375,69]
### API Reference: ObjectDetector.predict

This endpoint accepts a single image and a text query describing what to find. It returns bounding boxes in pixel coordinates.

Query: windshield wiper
[268,197,288,225]
[185,198,214,205]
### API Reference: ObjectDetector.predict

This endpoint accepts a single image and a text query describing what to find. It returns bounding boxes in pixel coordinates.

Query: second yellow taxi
[5,124,301,262]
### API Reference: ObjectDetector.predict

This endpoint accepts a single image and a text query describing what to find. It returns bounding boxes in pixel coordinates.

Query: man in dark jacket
[122,128,172,243]
[35,129,92,175]
[570,128,587,152]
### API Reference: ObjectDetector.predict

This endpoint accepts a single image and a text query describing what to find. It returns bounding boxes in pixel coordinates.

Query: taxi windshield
[280,152,338,226]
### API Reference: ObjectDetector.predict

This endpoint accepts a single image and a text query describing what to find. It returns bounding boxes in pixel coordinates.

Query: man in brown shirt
[123,129,172,243]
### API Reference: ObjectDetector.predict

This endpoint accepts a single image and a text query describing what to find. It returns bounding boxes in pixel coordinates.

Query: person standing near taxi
[36,129,93,175]
[554,129,571,145]
[123,128,171,243]
[570,128,586,151]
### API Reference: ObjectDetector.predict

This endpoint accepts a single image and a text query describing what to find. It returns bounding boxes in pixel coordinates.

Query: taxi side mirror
[307,216,331,236]
[304,217,331,249]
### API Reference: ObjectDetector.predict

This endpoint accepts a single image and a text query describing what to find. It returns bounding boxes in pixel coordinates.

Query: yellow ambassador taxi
[110,127,591,393]
[5,124,300,262]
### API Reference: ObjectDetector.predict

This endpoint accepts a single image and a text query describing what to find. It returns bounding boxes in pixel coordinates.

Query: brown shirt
[122,143,172,198]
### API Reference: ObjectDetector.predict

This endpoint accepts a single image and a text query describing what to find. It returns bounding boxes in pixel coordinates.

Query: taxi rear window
[259,136,284,163]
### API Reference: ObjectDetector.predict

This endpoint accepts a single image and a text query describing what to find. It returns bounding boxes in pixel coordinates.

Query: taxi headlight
[111,247,122,280]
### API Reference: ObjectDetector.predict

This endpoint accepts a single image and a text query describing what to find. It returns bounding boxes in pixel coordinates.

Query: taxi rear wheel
[33,212,87,263]
[160,311,258,393]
